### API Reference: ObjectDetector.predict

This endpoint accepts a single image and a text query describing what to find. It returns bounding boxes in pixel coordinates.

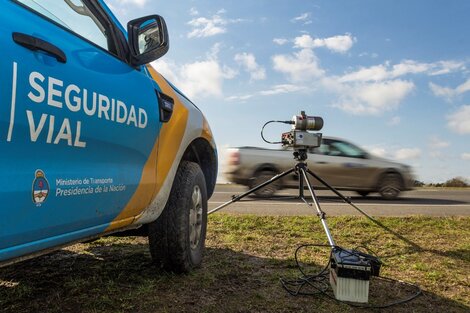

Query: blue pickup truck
[0,0,217,273]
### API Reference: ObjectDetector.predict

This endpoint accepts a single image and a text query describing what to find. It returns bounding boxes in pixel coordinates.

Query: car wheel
[250,169,280,197]
[357,191,370,197]
[379,173,402,200]
[148,161,207,273]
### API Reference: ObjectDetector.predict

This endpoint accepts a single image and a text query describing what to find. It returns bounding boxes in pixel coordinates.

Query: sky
[104,0,470,183]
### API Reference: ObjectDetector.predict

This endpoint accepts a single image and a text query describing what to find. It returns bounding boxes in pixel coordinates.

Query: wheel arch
[376,169,404,190]
[253,163,281,176]
[251,163,283,187]
[181,138,218,198]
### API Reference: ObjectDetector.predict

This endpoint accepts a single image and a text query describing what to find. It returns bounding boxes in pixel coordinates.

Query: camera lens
[292,115,324,131]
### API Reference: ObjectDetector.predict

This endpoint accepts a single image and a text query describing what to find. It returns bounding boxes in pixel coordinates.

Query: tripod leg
[298,196,311,207]
[299,167,335,247]
[208,167,296,215]
[298,166,305,199]
[306,168,421,250]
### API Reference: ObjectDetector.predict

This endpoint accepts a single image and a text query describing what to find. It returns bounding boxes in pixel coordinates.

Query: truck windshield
[17,0,109,50]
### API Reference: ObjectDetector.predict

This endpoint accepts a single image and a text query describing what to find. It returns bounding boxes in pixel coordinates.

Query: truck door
[310,139,372,188]
[307,146,339,188]
[0,1,161,261]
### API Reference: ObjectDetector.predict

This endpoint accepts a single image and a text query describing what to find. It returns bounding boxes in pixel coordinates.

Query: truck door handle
[157,91,174,123]
[13,32,67,63]
[317,161,328,164]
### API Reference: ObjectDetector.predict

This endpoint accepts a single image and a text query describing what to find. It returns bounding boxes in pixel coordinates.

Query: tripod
[209,148,340,245]
[209,148,420,250]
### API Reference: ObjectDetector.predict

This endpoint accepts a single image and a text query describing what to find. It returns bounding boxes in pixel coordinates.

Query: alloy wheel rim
[189,185,203,250]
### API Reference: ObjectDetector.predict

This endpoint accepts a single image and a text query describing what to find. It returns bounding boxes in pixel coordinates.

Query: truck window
[16,0,109,51]
[311,140,365,158]
[310,144,329,155]
[329,140,365,158]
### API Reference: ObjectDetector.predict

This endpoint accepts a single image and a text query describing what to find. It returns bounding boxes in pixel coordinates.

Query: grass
[0,215,469,313]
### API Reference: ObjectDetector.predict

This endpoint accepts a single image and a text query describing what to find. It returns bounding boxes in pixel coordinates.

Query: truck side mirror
[128,15,169,66]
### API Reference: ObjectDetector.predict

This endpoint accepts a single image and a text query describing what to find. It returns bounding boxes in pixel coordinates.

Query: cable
[280,244,422,309]
[261,120,293,145]
[280,244,332,296]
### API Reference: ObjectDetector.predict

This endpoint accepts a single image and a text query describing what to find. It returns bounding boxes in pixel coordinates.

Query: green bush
[443,177,468,187]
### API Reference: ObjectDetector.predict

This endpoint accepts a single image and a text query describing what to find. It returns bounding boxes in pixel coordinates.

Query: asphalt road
[209,184,470,216]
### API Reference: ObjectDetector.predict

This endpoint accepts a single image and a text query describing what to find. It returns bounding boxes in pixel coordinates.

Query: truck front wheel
[250,169,280,197]
[148,161,208,273]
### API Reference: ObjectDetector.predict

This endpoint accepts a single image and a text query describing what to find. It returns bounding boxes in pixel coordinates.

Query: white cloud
[151,44,236,99]
[103,0,147,19]
[394,148,421,160]
[339,64,389,83]
[447,105,470,134]
[358,52,379,58]
[340,60,464,84]
[273,38,289,45]
[429,61,466,76]
[271,34,463,116]
[368,147,387,158]
[180,61,234,97]
[366,145,421,160]
[293,35,314,49]
[294,34,356,54]
[452,79,470,94]
[387,116,401,126]
[272,49,324,82]
[225,94,254,102]
[112,0,147,7]
[331,80,415,115]
[187,11,242,38]
[429,83,455,101]
[206,42,224,60]
[291,12,311,24]
[391,60,431,77]
[234,52,266,81]
[259,84,306,96]
[430,78,470,101]
[149,58,178,83]
[329,60,465,114]
[152,60,228,98]
[189,7,199,16]
[462,153,470,160]
[272,40,415,115]
[187,15,227,38]
[225,84,307,101]
[428,136,450,149]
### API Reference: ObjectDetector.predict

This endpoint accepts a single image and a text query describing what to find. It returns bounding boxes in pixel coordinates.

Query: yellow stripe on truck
[201,116,214,143]
[148,66,189,196]
[105,66,189,231]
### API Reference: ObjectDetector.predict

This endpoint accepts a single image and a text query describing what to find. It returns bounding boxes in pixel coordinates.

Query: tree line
[414,177,469,187]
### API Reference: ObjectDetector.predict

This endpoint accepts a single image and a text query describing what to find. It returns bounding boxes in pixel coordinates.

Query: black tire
[148,161,207,273]
[249,169,280,197]
[357,191,370,197]
[379,173,402,200]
